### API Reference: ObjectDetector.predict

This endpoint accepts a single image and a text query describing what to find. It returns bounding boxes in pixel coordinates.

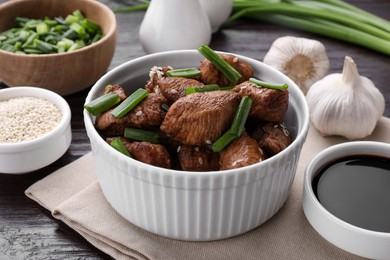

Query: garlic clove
[263,36,329,94]
[306,56,385,140]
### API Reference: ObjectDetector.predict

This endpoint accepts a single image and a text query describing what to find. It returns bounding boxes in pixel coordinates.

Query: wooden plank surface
[0,0,389,259]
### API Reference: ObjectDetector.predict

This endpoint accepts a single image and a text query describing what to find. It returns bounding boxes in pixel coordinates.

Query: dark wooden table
[1,0,389,259]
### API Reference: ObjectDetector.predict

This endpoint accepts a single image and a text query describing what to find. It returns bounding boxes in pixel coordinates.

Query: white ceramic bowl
[0,87,72,174]
[303,141,390,259]
[84,50,310,241]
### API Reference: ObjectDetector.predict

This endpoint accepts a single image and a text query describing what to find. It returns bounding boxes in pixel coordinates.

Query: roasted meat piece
[125,141,171,169]
[232,81,289,123]
[252,122,292,156]
[107,137,171,169]
[199,54,253,86]
[95,93,167,136]
[145,66,173,93]
[160,91,240,146]
[219,132,266,170]
[104,84,127,101]
[157,77,204,104]
[178,145,219,171]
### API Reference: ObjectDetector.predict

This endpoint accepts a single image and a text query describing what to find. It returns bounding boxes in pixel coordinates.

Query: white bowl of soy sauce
[303,141,390,259]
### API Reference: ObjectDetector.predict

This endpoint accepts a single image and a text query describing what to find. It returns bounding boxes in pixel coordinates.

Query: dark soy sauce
[312,155,390,233]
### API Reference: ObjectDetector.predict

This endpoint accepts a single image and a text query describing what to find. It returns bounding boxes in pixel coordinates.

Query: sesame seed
[198,157,203,165]
[135,111,143,116]
[233,57,239,63]
[171,89,178,94]
[149,66,164,79]
[0,96,62,143]
[177,145,181,153]
[232,159,245,167]
[206,140,212,144]
[280,123,290,136]
[194,147,200,152]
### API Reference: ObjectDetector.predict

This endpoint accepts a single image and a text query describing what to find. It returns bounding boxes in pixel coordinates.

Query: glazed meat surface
[219,132,266,170]
[178,145,219,171]
[232,81,289,123]
[157,77,204,104]
[125,141,171,169]
[104,85,127,101]
[199,54,253,86]
[145,66,172,93]
[252,122,292,156]
[107,137,171,169]
[95,93,167,136]
[160,91,240,146]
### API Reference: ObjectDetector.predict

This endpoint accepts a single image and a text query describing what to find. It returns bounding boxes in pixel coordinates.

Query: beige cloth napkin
[26,117,390,260]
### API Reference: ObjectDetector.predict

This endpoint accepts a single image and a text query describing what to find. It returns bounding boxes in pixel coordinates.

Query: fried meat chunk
[219,132,266,170]
[95,93,167,136]
[160,91,240,146]
[145,66,173,93]
[178,145,219,171]
[252,122,292,156]
[157,77,204,104]
[104,85,127,101]
[199,54,253,86]
[232,81,288,123]
[106,137,171,169]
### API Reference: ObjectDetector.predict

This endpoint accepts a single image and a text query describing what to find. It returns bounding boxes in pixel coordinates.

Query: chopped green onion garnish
[36,22,49,35]
[211,96,252,152]
[220,85,236,91]
[185,84,220,95]
[166,67,202,78]
[70,22,86,37]
[0,10,102,54]
[34,39,57,53]
[211,131,237,153]
[84,93,121,116]
[81,18,101,33]
[110,138,132,157]
[229,96,252,136]
[124,128,160,144]
[249,78,288,90]
[111,88,149,119]
[198,44,242,85]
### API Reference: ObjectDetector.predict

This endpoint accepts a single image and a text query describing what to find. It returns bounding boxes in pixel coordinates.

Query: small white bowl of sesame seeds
[0,86,71,174]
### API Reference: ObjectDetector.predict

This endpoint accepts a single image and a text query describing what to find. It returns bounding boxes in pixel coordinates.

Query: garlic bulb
[306,56,385,140]
[263,36,329,94]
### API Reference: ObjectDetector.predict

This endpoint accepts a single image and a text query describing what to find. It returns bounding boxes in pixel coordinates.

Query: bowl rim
[304,140,390,237]
[84,49,310,177]
[0,0,117,58]
[0,86,71,152]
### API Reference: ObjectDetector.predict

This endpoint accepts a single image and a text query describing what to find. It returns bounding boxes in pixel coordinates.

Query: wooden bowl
[0,0,117,95]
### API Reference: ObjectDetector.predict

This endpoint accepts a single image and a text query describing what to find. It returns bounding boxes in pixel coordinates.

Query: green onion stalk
[112,0,390,56]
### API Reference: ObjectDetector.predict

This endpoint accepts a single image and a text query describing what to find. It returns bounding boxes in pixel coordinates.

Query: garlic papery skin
[306,56,385,140]
[263,36,329,94]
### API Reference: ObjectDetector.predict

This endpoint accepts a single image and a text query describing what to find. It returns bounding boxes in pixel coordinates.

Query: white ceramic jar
[198,0,233,33]
[139,0,212,54]
[84,50,310,241]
